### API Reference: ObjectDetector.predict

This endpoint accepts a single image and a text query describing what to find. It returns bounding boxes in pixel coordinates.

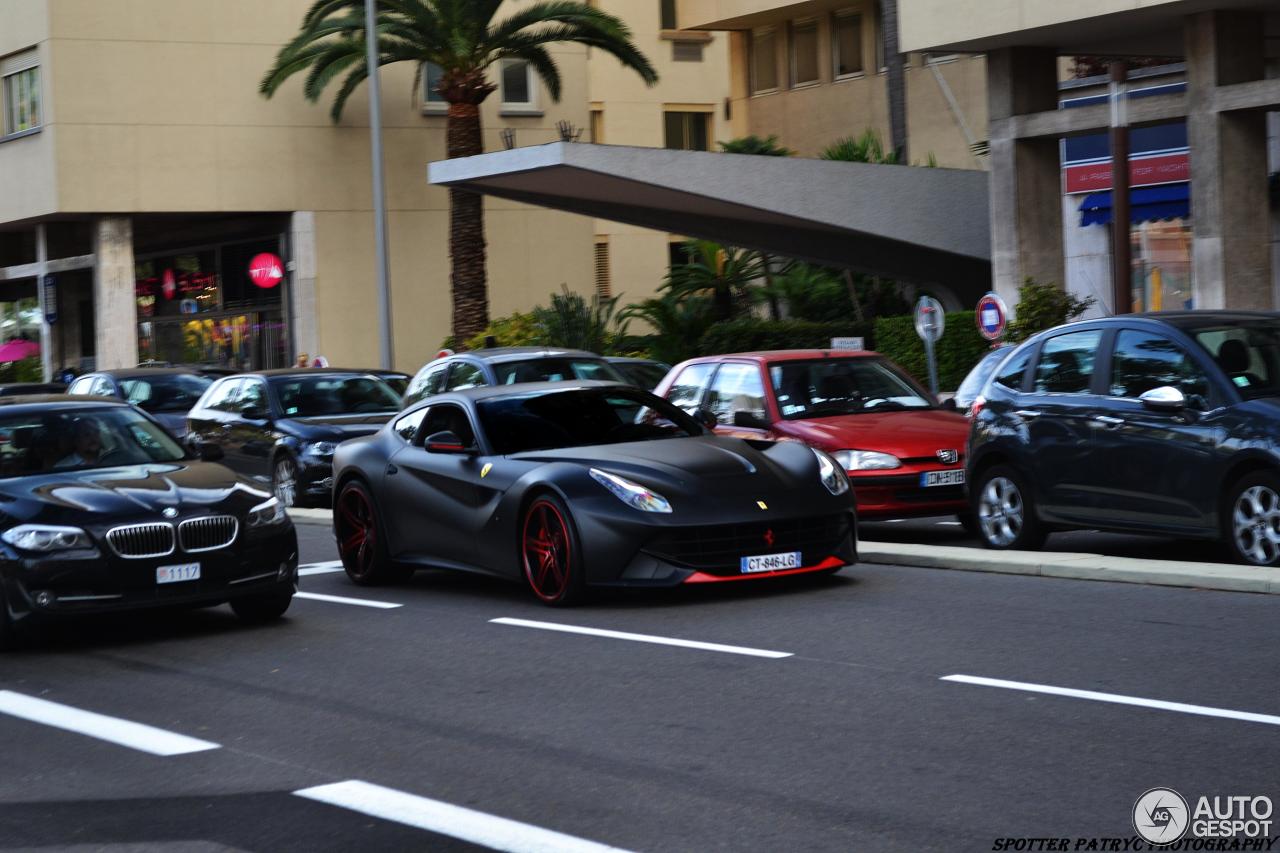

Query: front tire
[230,588,293,623]
[521,495,587,606]
[1223,471,1280,567]
[335,480,411,585]
[971,464,1046,551]
[0,591,23,651]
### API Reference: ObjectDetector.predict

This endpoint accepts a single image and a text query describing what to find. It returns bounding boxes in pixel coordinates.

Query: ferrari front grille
[105,523,176,559]
[178,515,239,553]
[644,513,852,574]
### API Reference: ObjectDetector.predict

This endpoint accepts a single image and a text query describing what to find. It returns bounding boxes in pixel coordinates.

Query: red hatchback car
[655,350,971,522]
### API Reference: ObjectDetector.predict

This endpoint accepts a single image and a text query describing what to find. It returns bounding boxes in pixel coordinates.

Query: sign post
[40,273,57,326]
[975,291,1008,343]
[913,295,945,397]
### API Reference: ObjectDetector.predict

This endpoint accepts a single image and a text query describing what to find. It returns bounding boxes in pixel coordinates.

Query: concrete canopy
[428,143,991,297]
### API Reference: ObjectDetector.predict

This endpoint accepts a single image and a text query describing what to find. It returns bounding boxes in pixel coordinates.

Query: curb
[288,508,332,525]
[859,541,1280,595]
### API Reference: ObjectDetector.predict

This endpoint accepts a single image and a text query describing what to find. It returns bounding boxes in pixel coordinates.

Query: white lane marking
[937,521,962,527]
[294,591,402,609]
[941,675,1280,727]
[882,519,905,523]
[0,690,220,756]
[490,617,792,659]
[299,561,345,576]
[295,780,634,853]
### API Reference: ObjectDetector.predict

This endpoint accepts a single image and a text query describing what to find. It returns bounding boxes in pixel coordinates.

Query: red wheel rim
[337,487,377,577]
[522,500,572,602]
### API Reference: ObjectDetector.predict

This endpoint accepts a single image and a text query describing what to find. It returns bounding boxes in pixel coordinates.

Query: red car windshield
[769,359,933,419]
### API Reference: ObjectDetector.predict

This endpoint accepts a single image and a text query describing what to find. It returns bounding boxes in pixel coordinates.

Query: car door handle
[386,463,398,475]
[1013,410,1040,419]
[1093,415,1124,427]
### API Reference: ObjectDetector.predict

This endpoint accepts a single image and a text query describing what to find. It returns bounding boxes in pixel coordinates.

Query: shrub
[874,311,992,391]
[698,318,874,357]
[532,287,618,354]
[1005,278,1096,343]
[460,311,542,352]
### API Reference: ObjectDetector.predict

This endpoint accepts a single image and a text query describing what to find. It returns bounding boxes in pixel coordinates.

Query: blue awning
[1079,184,1189,226]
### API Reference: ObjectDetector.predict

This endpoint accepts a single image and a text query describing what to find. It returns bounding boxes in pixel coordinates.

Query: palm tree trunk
[446,102,488,344]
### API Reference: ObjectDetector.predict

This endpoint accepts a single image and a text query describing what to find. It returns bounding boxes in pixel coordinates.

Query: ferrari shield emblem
[756,500,768,510]
[480,463,493,478]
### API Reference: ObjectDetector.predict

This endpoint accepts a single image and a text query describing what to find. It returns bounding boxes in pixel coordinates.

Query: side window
[90,377,116,397]
[393,408,427,443]
[205,379,243,412]
[237,380,267,414]
[705,363,767,425]
[993,347,1032,391]
[1033,331,1102,395]
[422,404,476,447]
[403,364,448,407]
[666,363,714,413]
[68,377,94,395]
[1109,330,1210,405]
[445,362,486,392]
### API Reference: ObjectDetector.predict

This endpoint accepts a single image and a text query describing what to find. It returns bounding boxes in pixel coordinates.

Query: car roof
[685,349,879,363]
[428,379,630,403]
[357,368,411,377]
[1135,310,1280,329]
[606,357,667,366]
[238,368,384,378]
[447,347,604,365]
[0,395,128,412]
[90,367,207,378]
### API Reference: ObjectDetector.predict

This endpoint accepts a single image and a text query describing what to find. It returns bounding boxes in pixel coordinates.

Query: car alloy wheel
[978,476,1024,547]
[522,498,583,605]
[273,457,298,508]
[336,485,379,581]
[1232,484,1280,566]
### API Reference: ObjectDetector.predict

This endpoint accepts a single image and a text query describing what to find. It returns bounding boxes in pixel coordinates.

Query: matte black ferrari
[0,396,299,647]
[330,382,858,605]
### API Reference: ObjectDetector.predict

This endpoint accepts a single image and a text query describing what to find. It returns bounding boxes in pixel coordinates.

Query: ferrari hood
[775,409,969,458]
[515,436,790,489]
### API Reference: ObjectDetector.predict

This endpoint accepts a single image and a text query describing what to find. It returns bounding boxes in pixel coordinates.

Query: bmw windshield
[0,407,187,478]
[270,375,401,417]
[769,358,933,419]
[478,388,701,454]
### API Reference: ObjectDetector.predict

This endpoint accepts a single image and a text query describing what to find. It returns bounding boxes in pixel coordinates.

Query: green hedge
[873,311,991,391]
[698,318,874,356]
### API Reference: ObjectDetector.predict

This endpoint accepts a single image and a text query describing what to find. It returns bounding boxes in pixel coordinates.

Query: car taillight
[968,395,985,418]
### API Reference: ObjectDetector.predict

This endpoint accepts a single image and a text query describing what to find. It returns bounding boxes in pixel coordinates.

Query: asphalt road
[0,520,1274,852]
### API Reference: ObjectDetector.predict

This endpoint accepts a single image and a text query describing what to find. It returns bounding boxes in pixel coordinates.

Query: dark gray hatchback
[966,311,1280,566]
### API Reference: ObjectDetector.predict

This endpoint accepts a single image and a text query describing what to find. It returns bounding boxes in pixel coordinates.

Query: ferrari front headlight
[589,468,672,513]
[832,449,901,471]
[812,449,850,496]
[2,524,96,553]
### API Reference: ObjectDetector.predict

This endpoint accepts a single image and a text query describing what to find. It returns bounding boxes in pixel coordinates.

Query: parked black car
[359,369,411,397]
[67,368,214,439]
[402,347,628,408]
[953,344,1013,413]
[606,357,672,390]
[967,311,1280,566]
[186,369,401,507]
[0,382,65,397]
[0,396,297,647]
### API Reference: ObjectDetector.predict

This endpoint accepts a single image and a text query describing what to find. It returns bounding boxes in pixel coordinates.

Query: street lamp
[365,0,394,368]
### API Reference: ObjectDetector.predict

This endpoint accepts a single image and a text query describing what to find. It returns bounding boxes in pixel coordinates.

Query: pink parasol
[0,339,40,363]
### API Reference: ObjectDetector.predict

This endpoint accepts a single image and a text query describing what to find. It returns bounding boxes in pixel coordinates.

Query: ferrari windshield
[270,374,401,417]
[0,407,187,478]
[478,387,701,454]
[769,358,933,419]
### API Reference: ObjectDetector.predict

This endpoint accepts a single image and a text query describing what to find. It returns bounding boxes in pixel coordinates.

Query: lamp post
[365,0,394,367]
[1110,60,1131,315]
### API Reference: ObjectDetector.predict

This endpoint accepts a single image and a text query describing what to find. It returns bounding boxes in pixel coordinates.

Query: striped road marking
[0,691,220,756]
[299,561,345,576]
[941,675,1280,727]
[295,780,634,852]
[294,591,402,609]
[490,617,792,659]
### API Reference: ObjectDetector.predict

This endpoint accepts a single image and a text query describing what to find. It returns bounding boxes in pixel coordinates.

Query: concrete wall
[0,0,56,224]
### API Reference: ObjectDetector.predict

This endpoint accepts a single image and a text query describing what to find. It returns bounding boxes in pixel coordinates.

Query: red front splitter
[682,556,847,584]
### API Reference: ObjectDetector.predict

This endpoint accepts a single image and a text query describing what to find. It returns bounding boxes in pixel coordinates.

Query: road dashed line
[491,617,792,659]
[0,690,220,756]
[294,591,403,609]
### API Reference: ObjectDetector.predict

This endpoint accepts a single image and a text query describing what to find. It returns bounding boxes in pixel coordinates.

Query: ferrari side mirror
[424,430,476,454]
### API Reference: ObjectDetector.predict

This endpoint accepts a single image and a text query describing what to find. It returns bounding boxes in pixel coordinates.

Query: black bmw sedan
[187,369,401,507]
[968,311,1280,566]
[0,396,298,648]
[331,381,857,605]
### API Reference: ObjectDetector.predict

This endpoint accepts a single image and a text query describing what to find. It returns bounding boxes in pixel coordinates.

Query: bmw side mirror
[1138,386,1186,411]
[197,443,224,462]
[695,408,718,429]
[732,410,770,430]
[424,430,475,454]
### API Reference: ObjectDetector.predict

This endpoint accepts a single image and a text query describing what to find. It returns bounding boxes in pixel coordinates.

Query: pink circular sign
[248,253,284,289]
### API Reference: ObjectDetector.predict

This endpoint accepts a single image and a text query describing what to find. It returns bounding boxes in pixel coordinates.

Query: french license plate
[740,551,802,574]
[921,469,965,487]
[156,563,201,585]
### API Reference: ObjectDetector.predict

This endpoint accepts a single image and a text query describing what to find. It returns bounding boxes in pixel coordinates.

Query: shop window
[832,12,863,78]
[422,62,446,113]
[500,59,538,113]
[664,110,710,151]
[1131,219,1193,313]
[1,52,41,138]
[751,28,778,93]
[789,19,819,87]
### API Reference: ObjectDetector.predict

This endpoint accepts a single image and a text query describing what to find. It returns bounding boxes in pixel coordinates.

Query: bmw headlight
[304,441,338,458]
[589,468,672,513]
[247,496,288,528]
[812,448,850,496]
[832,449,901,471]
[2,524,96,553]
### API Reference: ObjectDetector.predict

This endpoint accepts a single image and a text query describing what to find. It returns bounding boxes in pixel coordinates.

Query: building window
[422,62,446,112]
[750,28,778,93]
[499,59,538,113]
[594,241,611,298]
[832,12,863,78]
[1,52,41,138]
[789,19,820,87]
[664,110,710,151]
[673,41,704,62]
[590,109,604,143]
[660,0,678,30]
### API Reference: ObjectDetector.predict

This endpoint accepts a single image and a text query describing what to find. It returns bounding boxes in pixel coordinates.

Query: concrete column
[289,211,318,362]
[92,217,137,369]
[34,224,52,382]
[987,48,1065,308]
[1185,11,1271,309]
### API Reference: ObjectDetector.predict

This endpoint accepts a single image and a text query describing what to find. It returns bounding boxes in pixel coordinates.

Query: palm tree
[261,0,658,344]
[718,135,794,157]
[664,240,765,323]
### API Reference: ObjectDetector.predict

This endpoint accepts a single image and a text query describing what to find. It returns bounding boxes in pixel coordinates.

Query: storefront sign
[1060,83,1189,195]
[248,253,285,289]
[1063,152,1190,194]
[41,273,57,325]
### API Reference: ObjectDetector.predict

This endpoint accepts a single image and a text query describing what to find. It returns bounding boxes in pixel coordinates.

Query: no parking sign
[976,292,1008,342]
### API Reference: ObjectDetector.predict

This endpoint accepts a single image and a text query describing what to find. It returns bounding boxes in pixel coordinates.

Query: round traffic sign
[913,296,945,344]
[975,292,1008,341]
[248,253,285,289]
